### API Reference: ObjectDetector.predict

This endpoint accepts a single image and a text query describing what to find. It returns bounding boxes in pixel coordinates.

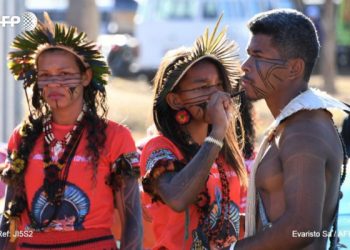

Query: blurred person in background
[140,16,248,249]
[0,13,142,250]
[233,9,350,250]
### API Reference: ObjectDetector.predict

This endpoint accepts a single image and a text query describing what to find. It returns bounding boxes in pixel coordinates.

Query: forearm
[235,213,317,250]
[0,216,10,249]
[0,185,13,249]
[157,130,223,211]
[120,177,142,250]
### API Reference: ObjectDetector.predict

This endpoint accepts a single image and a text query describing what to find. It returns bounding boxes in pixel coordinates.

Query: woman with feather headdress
[140,16,248,249]
[0,13,142,249]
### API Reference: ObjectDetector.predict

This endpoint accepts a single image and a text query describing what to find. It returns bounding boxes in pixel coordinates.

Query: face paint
[177,83,223,94]
[37,73,81,89]
[68,86,78,97]
[254,57,287,91]
[181,94,210,108]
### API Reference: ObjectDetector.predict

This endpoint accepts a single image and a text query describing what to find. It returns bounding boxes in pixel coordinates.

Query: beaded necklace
[197,159,231,247]
[42,109,85,205]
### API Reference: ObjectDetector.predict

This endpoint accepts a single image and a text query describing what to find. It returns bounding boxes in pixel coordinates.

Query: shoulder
[278,109,340,157]
[106,120,131,134]
[140,135,183,165]
[7,124,27,149]
[104,120,135,143]
[142,135,178,154]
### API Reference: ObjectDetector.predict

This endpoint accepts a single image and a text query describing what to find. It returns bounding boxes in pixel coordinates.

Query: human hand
[205,91,233,140]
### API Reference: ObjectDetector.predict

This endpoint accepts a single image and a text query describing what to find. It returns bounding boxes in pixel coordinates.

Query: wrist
[209,127,226,141]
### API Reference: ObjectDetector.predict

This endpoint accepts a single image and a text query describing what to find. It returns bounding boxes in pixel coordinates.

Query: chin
[48,102,69,110]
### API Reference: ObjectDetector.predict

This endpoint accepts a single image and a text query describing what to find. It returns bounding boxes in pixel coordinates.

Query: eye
[38,73,48,77]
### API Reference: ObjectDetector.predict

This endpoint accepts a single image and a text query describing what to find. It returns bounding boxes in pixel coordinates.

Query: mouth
[241,77,252,88]
[48,93,65,100]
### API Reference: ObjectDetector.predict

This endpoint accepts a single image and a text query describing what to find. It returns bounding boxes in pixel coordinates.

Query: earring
[175,108,191,125]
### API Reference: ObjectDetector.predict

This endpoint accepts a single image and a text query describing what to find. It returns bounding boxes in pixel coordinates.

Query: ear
[81,68,93,87]
[288,58,304,80]
[166,92,184,110]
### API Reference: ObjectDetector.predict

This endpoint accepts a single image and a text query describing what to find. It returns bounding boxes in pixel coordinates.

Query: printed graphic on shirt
[30,182,90,231]
[191,187,240,249]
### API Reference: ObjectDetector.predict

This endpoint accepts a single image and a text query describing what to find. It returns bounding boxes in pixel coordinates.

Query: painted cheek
[255,60,286,92]
[265,67,287,89]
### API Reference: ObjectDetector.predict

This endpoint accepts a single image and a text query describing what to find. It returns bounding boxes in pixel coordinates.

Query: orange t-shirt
[140,135,246,250]
[7,120,139,232]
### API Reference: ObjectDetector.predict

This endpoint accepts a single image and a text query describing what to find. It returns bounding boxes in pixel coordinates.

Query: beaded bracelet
[204,136,223,148]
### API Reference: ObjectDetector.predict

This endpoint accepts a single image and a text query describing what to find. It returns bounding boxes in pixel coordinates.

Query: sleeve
[140,136,185,202]
[0,127,23,184]
[105,125,140,191]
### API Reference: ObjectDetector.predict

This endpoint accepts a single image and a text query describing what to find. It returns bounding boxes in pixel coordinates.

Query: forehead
[37,50,79,70]
[247,34,281,57]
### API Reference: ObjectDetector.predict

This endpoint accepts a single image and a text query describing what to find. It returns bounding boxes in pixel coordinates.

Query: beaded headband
[7,12,109,91]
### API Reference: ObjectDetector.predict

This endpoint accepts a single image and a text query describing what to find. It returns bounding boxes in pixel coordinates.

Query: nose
[241,56,252,74]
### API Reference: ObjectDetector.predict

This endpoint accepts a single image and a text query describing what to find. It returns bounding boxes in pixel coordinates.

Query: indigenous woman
[140,17,248,249]
[0,13,142,250]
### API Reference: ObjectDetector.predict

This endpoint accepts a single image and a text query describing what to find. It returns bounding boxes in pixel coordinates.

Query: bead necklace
[42,109,85,204]
[197,159,231,247]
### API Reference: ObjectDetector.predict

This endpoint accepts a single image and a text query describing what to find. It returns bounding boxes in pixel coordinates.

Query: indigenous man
[232,9,350,250]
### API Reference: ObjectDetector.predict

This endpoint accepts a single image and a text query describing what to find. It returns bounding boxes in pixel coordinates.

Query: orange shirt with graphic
[7,120,139,232]
[140,135,246,250]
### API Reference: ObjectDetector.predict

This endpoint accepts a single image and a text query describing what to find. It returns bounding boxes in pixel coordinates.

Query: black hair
[248,9,320,82]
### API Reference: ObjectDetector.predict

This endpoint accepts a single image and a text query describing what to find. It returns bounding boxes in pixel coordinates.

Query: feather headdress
[155,14,241,101]
[7,12,109,91]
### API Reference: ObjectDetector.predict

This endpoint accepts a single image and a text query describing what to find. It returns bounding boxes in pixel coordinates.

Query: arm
[0,185,14,250]
[119,176,143,250]
[235,132,328,250]
[156,92,233,212]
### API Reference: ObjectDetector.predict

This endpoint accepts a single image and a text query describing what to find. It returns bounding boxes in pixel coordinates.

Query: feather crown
[156,14,241,100]
[7,12,109,91]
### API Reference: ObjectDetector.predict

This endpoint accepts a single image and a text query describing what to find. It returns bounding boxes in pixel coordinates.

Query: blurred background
[1,0,350,141]
[0,0,349,247]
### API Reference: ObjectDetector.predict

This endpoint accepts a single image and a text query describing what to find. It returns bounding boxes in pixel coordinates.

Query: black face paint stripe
[69,87,77,97]
[181,93,210,106]
[255,58,288,91]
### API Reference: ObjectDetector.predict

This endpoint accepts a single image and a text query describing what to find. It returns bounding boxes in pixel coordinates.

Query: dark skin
[120,175,143,249]
[0,186,15,250]
[229,34,343,250]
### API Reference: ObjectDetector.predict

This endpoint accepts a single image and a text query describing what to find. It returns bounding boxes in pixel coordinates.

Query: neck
[51,102,84,125]
[266,83,308,118]
[185,120,209,145]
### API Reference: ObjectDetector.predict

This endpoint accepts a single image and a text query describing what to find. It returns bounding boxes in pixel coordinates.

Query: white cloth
[245,88,350,237]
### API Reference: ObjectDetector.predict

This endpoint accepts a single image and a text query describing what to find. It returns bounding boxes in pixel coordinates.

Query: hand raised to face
[204,90,234,137]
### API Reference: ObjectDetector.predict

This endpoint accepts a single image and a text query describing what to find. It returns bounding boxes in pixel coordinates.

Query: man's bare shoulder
[278,109,340,159]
